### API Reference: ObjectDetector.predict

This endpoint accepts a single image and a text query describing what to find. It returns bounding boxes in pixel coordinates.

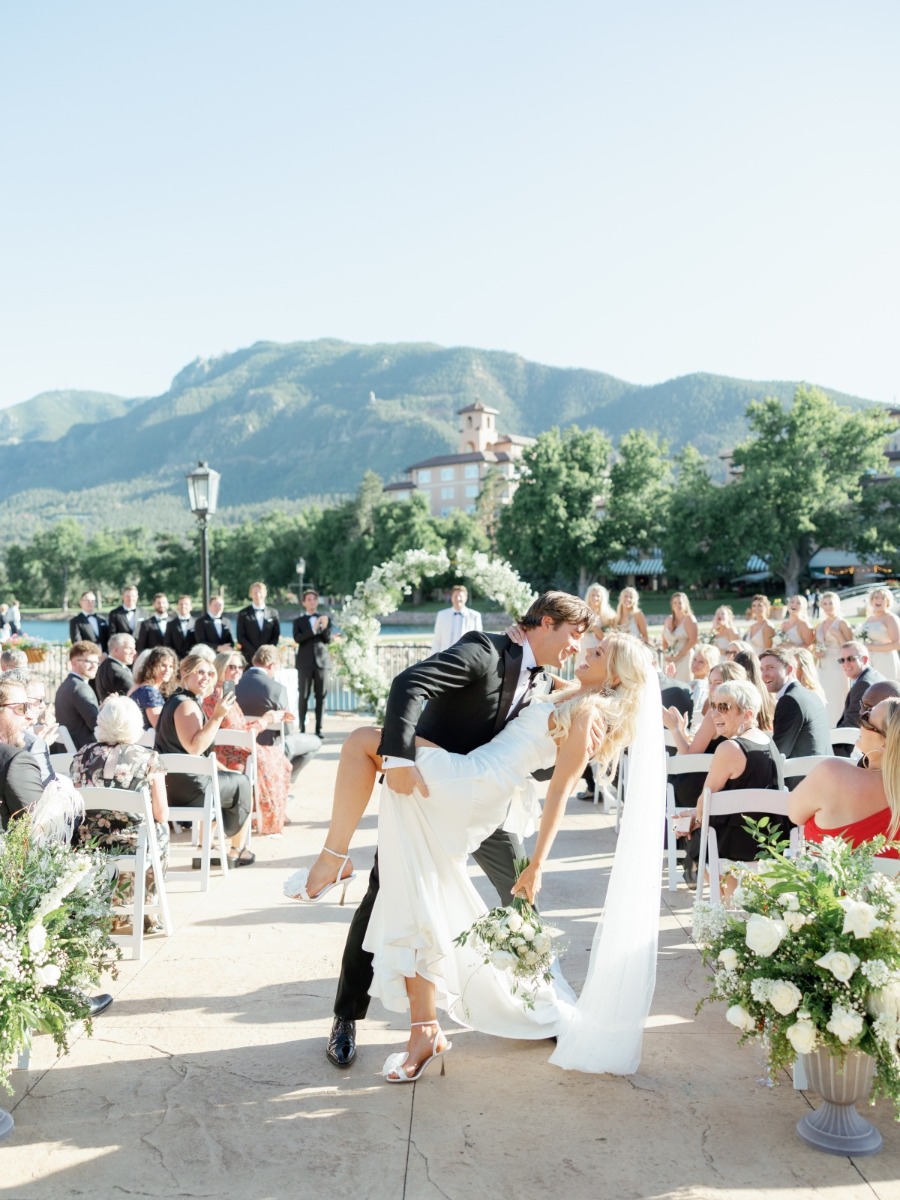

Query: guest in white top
[430,586,482,654]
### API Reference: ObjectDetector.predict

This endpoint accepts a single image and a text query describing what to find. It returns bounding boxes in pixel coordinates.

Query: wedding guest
[136,593,172,654]
[860,587,900,681]
[732,648,775,732]
[687,644,720,730]
[615,587,649,642]
[236,582,280,663]
[69,591,109,653]
[54,642,102,750]
[202,651,292,836]
[780,594,815,648]
[661,592,698,683]
[431,585,482,654]
[293,588,332,739]
[237,644,322,778]
[0,647,28,673]
[108,586,145,638]
[664,660,748,756]
[710,605,742,654]
[193,595,234,652]
[22,678,58,785]
[759,647,830,771]
[0,605,10,641]
[71,695,170,930]
[789,697,900,857]
[130,646,178,730]
[814,591,855,724]
[836,643,883,730]
[0,678,44,830]
[154,652,253,865]
[6,598,21,636]
[95,633,136,704]
[745,594,775,655]
[165,595,196,659]
[792,646,828,709]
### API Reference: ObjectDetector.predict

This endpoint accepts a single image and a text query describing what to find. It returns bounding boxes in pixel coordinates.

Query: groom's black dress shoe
[87,994,114,1018]
[326,1017,357,1068]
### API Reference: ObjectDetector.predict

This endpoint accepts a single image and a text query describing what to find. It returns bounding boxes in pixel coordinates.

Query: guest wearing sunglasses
[789,698,900,857]
[836,642,883,735]
[0,678,45,830]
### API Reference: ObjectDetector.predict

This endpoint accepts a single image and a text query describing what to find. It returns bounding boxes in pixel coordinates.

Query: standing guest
[130,646,178,730]
[745,594,776,655]
[0,606,10,642]
[108,585,145,638]
[759,647,830,772]
[203,651,293,836]
[814,591,855,724]
[860,587,900,682]
[237,644,322,780]
[688,644,720,730]
[0,678,45,829]
[236,582,281,663]
[95,633,136,704]
[615,587,649,642]
[54,642,102,750]
[810,588,821,619]
[6,598,21,636]
[193,595,234,652]
[293,588,332,739]
[165,595,196,659]
[661,593,698,684]
[430,585,483,655]
[837,642,883,731]
[711,606,742,655]
[780,594,815,647]
[136,593,172,654]
[69,591,109,653]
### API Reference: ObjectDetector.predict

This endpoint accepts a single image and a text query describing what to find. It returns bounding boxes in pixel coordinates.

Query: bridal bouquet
[453,859,560,1008]
[0,817,119,1093]
[694,834,900,1113]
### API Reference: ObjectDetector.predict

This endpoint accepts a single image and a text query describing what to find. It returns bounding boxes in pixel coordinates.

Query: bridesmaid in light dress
[860,587,900,682]
[780,594,815,648]
[746,594,776,655]
[711,605,742,655]
[662,592,698,684]
[615,586,649,643]
[814,591,854,725]
[577,583,617,664]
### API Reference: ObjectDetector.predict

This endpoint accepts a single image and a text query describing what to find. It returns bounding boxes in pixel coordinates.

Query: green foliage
[602,429,671,558]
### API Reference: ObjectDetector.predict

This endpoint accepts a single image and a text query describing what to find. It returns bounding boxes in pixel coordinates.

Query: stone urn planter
[797,1048,882,1156]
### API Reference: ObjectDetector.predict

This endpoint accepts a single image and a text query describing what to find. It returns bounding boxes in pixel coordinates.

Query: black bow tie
[125,609,135,614]
[528,666,543,683]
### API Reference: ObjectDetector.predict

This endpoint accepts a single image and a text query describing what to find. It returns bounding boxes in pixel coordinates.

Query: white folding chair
[694,786,793,905]
[55,725,77,754]
[137,729,156,748]
[594,749,629,831]
[77,785,172,960]
[830,727,860,752]
[214,728,260,841]
[782,754,836,783]
[664,753,716,892]
[157,754,230,890]
[49,753,73,777]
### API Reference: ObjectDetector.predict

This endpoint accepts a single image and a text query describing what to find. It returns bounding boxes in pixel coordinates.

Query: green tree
[661,445,733,585]
[602,430,671,561]
[475,465,508,553]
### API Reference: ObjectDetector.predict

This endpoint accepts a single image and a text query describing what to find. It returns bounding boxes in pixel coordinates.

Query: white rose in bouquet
[745,913,788,957]
[839,898,883,940]
[533,932,552,954]
[780,893,800,911]
[816,950,860,982]
[34,962,62,988]
[27,922,48,954]
[725,1004,756,1033]
[718,947,739,971]
[519,923,536,942]
[826,1004,865,1044]
[768,980,803,1015]
[786,1018,818,1055]
[505,911,523,933]
[782,910,807,933]
[491,950,519,972]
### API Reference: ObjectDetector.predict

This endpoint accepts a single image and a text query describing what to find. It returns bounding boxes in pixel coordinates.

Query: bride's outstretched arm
[511,710,594,904]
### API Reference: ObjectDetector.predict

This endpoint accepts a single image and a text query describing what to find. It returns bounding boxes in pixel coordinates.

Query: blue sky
[1,1,897,407]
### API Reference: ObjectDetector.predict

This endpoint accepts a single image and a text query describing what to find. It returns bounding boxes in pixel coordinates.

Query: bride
[293,632,664,1081]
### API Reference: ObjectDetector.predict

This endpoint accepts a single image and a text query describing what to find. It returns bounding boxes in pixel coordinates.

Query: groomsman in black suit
[193,595,234,652]
[136,594,172,654]
[165,595,196,659]
[760,647,830,778]
[108,586,146,638]
[54,642,102,750]
[293,589,331,739]
[68,591,110,654]
[236,582,281,664]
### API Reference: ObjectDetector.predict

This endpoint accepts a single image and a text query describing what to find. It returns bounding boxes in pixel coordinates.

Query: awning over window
[608,558,665,575]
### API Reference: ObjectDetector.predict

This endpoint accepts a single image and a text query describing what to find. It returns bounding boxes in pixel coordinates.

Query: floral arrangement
[0,634,50,651]
[331,547,536,721]
[859,628,872,645]
[0,817,119,1093]
[453,858,559,1009]
[694,834,900,1114]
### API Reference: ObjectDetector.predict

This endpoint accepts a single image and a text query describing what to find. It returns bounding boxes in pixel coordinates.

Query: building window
[464,464,479,479]
[441,506,453,517]
[418,469,431,484]
[441,486,454,499]
[465,484,478,498]
[441,467,455,481]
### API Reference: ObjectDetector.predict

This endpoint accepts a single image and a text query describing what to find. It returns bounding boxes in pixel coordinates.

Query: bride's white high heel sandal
[283,847,356,905]
[382,1021,452,1083]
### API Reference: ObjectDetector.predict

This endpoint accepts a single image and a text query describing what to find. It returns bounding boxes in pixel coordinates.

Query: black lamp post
[185,461,221,614]
[296,556,306,599]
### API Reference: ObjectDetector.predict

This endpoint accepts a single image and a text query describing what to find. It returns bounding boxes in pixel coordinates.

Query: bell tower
[458,401,499,454]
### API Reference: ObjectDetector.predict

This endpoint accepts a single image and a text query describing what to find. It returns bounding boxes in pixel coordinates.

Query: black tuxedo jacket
[237,605,281,658]
[69,612,109,653]
[235,667,290,746]
[380,631,548,761]
[95,657,133,704]
[193,614,234,650]
[165,617,196,658]
[839,666,884,728]
[108,605,146,637]
[293,613,332,672]
[54,673,100,750]
[136,615,170,655]
[773,680,831,762]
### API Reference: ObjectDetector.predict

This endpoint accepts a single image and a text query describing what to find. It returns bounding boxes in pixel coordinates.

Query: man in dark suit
[108,586,146,638]
[165,595,196,659]
[760,648,830,776]
[837,641,883,731]
[323,590,593,1069]
[293,589,331,739]
[54,642,102,750]
[193,595,234,652]
[236,582,281,664]
[136,593,172,654]
[0,677,45,830]
[95,633,136,704]
[69,591,109,654]
[236,645,322,775]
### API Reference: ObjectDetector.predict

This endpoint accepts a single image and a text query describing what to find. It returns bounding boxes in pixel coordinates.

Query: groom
[326,590,594,1068]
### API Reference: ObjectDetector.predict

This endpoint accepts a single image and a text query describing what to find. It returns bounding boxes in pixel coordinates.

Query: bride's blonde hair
[551,632,648,779]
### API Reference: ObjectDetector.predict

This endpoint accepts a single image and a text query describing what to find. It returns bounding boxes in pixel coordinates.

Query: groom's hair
[519,591,593,632]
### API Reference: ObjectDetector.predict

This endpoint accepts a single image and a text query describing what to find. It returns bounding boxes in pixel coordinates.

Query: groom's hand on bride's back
[385,765,430,796]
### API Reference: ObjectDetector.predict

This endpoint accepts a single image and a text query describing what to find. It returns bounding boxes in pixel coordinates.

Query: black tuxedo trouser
[333,825,523,1021]
[297,665,328,735]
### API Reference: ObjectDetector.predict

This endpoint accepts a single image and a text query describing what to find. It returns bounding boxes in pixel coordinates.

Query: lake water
[19,619,430,644]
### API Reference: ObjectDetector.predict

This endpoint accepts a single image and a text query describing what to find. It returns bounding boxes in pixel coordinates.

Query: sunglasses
[859,713,885,736]
[837,656,861,665]
[711,701,737,714]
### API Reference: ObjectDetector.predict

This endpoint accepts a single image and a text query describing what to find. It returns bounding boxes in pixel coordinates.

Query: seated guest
[0,647,28,673]
[732,648,775,732]
[193,595,234,653]
[664,661,747,755]
[236,581,281,663]
[55,642,102,749]
[688,644,720,731]
[837,642,883,730]
[165,595,196,659]
[69,590,109,652]
[236,644,322,778]
[23,677,58,785]
[793,646,827,708]
[136,593,172,654]
[688,679,784,894]
[72,696,170,932]
[855,680,900,767]
[130,646,178,729]
[759,647,830,769]
[108,585,145,638]
[202,651,292,836]
[0,678,44,829]
[154,652,253,865]
[96,633,136,703]
[789,697,900,857]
